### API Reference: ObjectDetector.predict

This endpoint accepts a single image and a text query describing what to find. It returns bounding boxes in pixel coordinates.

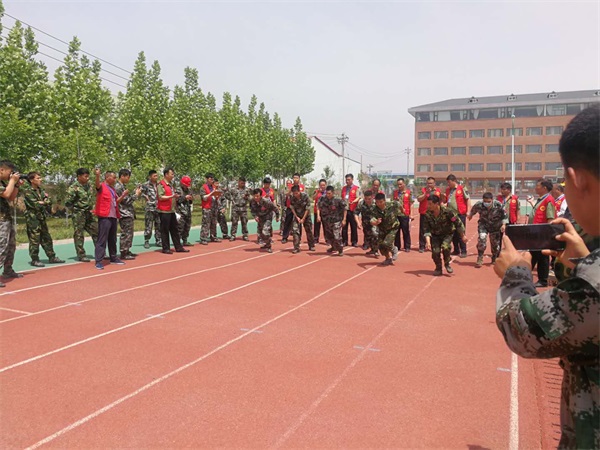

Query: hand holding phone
[505,224,566,252]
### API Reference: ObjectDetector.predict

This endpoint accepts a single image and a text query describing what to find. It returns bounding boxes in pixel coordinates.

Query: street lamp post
[404,147,412,179]
[511,114,516,194]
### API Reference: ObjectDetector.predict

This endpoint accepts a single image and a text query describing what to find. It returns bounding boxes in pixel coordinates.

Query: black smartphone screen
[505,224,566,251]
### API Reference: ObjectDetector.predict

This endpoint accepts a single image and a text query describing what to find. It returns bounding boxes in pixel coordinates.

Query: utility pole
[367,164,374,176]
[404,147,412,179]
[337,133,349,185]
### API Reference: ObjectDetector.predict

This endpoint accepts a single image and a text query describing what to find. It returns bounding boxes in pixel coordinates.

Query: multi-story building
[408,90,599,194]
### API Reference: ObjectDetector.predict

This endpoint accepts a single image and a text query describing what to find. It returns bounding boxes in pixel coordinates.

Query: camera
[11,171,28,181]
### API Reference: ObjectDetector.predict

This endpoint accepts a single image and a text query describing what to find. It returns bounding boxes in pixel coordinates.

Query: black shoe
[200,240,209,245]
[419,248,425,253]
[266,247,273,253]
[433,267,443,276]
[211,238,222,243]
[292,249,300,254]
[0,282,5,287]
[405,248,410,253]
[110,258,126,265]
[3,271,23,279]
[128,252,138,257]
[30,260,45,267]
[182,241,194,247]
[460,252,467,258]
[326,247,335,253]
[281,238,288,244]
[144,241,150,249]
[78,256,91,262]
[445,264,453,274]
[243,236,249,241]
[351,243,359,247]
[381,258,393,266]
[361,244,369,250]
[48,257,65,263]
[122,255,136,261]
[162,250,173,254]
[309,247,316,251]
[534,281,548,288]
[175,248,190,253]
[336,250,344,256]
[451,250,460,256]
[229,236,236,242]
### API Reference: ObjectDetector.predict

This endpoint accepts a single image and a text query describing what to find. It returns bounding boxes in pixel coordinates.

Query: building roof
[408,89,600,116]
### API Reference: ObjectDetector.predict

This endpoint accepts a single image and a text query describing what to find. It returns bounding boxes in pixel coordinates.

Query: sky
[2,0,599,174]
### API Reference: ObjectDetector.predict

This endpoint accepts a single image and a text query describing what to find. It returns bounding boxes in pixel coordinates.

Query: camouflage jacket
[290,192,311,217]
[423,205,465,237]
[226,186,252,211]
[355,200,377,224]
[319,197,347,223]
[0,181,13,222]
[141,181,159,212]
[114,181,137,219]
[211,193,227,214]
[496,248,599,449]
[469,200,507,231]
[23,185,52,221]
[278,189,289,212]
[175,184,193,217]
[372,201,403,234]
[250,197,278,220]
[65,181,95,214]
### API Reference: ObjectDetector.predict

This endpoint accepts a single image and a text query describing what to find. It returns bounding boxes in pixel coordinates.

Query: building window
[417,147,431,156]
[506,127,523,136]
[487,128,504,138]
[546,126,564,135]
[469,129,485,138]
[451,147,466,155]
[526,145,542,153]
[545,162,562,171]
[547,104,566,116]
[505,163,522,171]
[477,108,499,119]
[418,131,431,139]
[546,144,559,153]
[487,146,503,154]
[469,146,484,155]
[567,104,584,115]
[417,112,431,122]
[434,147,448,156]
[514,106,542,117]
[506,145,523,154]
[487,163,502,171]
[526,127,543,136]
[451,130,466,139]
[433,164,448,172]
[525,162,542,171]
[434,131,448,139]
[417,164,431,172]
[469,163,484,171]
[451,164,465,171]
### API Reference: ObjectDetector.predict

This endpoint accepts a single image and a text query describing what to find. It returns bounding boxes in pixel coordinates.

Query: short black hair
[428,194,441,204]
[263,177,271,184]
[396,177,405,183]
[364,190,373,197]
[318,178,327,184]
[27,171,40,181]
[205,172,215,179]
[291,185,300,192]
[326,185,334,192]
[213,178,219,182]
[374,193,385,201]
[345,173,354,179]
[0,160,15,171]
[238,177,246,182]
[372,178,380,184]
[559,104,599,179]
[104,171,116,178]
[119,169,131,178]
[76,168,89,177]
[482,192,493,200]
[500,182,512,190]
[446,174,457,182]
[163,167,174,176]
[252,188,262,195]
[293,172,301,178]
[537,178,553,192]
[554,183,565,193]
[148,170,157,177]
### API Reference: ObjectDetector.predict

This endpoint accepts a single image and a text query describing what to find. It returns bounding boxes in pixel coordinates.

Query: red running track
[0,225,560,448]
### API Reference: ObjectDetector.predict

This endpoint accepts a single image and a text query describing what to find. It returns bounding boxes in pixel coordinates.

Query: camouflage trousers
[292,215,315,249]
[430,234,453,267]
[144,210,162,245]
[378,226,399,258]
[217,210,228,236]
[200,208,217,242]
[119,217,135,255]
[72,211,98,259]
[477,224,502,259]
[178,213,192,243]
[230,209,248,238]
[322,220,343,252]
[362,220,378,251]
[26,216,56,261]
[257,217,273,248]
[0,220,16,272]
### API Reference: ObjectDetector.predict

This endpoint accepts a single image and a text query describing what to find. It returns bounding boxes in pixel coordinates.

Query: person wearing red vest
[393,177,413,252]
[498,182,520,225]
[157,167,189,255]
[200,173,219,245]
[526,178,556,287]
[282,173,306,243]
[93,169,125,270]
[445,174,470,257]
[371,179,385,196]
[552,183,568,218]
[313,178,327,244]
[341,173,361,247]
[417,176,442,252]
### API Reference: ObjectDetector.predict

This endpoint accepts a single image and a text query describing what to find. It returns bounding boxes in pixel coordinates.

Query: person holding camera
[23,172,65,267]
[65,168,99,262]
[0,160,23,286]
[495,105,599,449]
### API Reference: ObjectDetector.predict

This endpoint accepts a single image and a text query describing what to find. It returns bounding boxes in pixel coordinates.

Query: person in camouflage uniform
[355,190,379,256]
[371,193,402,265]
[495,105,599,449]
[176,175,194,246]
[317,186,347,256]
[423,194,467,276]
[115,169,141,259]
[212,179,229,239]
[226,177,252,241]
[23,172,64,267]
[65,167,98,262]
[0,160,23,286]
[289,185,315,253]
[467,191,507,268]
[250,188,279,253]
[141,170,162,248]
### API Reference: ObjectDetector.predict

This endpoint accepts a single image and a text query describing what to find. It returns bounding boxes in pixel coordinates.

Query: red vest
[157,180,174,212]
[532,194,556,224]
[419,187,442,214]
[446,185,468,215]
[342,185,359,212]
[497,194,519,224]
[393,189,412,216]
[555,194,565,212]
[261,187,274,202]
[94,182,120,218]
[201,183,214,209]
[314,189,325,213]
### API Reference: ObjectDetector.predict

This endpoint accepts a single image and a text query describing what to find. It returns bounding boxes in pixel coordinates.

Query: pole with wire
[511,114,516,195]
[404,147,412,179]
[337,133,349,185]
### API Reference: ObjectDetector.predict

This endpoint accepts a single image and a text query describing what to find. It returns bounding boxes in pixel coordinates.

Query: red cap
[180,176,192,187]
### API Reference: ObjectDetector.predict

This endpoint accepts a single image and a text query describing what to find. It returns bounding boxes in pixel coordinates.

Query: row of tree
[0,1,315,185]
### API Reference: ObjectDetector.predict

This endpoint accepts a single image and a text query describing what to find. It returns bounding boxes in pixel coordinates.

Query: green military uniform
[355,199,378,253]
[22,184,59,262]
[497,249,599,449]
[250,197,278,251]
[115,181,137,257]
[212,194,229,238]
[469,200,507,263]
[0,181,17,277]
[141,181,162,247]
[372,201,403,261]
[226,186,252,240]
[175,183,193,245]
[318,196,346,254]
[423,205,465,271]
[65,180,98,260]
[289,192,315,251]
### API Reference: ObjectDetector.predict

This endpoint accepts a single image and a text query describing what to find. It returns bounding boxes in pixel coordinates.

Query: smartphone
[505,224,566,251]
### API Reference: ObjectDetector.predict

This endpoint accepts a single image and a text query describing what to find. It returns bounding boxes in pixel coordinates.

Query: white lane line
[509,352,519,450]
[24,260,373,450]
[0,306,33,315]
[0,245,248,298]
[0,251,274,325]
